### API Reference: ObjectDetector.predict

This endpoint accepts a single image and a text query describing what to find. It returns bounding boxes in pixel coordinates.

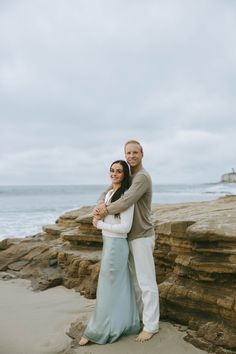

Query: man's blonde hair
[124,140,143,154]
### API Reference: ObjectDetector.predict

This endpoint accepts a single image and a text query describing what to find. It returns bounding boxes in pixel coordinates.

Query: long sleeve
[97,205,134,235]
[107,173,148,215]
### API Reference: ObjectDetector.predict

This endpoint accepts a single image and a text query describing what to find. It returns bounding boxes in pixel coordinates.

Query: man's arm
[97,191,106,205]
[106,174,148,215]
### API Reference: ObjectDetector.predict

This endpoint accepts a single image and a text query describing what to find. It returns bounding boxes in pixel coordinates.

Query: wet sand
[0,278,207,354]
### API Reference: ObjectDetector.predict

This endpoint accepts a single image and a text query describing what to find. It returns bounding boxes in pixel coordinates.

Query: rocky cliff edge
[0,196,236,354]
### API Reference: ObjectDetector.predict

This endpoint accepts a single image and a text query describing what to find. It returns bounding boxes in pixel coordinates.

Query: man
[94,140,159,343]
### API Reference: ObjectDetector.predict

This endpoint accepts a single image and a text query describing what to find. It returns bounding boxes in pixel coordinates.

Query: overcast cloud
[0,0,236,185]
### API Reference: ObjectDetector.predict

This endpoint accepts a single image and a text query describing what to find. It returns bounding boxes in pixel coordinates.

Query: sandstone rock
[42,224,73,238]
[61,229,102,248]
[1,196,236,353]
[66,317,87,349]
[0,271,16,280]
[154,196,236,354]
[43,206,102,248]
[0,237,22,250]
[56,206,94,227]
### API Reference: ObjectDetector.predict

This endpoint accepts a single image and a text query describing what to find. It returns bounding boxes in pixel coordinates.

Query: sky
[0,0,236,185]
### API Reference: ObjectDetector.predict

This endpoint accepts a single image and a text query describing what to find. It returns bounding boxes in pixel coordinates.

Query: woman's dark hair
[110,160,131,204]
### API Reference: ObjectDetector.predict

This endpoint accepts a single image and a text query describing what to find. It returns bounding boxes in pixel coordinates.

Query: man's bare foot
[79,337,89,346]
[135,330,157,343]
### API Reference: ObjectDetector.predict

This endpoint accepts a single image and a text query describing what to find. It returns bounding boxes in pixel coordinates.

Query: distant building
[221,168,236,183]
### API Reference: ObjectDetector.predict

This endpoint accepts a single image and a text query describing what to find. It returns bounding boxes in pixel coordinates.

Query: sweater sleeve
[106,174,148,215]
[97,205,134,235]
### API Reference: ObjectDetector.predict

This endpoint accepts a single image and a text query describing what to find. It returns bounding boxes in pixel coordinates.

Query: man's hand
[93,203,108,218]
[93,206,100,217]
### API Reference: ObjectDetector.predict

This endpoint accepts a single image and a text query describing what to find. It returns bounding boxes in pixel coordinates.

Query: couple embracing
[79,140,160,345]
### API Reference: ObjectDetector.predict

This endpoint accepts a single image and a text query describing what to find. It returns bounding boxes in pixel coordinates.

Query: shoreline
[1,184,236,242]
[0,278,207,354]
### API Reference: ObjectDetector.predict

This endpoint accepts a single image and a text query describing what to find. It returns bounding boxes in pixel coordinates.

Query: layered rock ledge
[0,196,236,353]
[153,196,236,354]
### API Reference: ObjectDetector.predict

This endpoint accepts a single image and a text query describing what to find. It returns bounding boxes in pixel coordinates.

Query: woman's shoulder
[105,189,115,203]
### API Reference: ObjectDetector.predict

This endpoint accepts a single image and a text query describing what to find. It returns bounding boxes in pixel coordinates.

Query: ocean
[0,183,235,241]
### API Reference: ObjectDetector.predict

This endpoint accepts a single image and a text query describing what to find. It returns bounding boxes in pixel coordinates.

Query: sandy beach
[0,277,208,354]
[0,277,93,354]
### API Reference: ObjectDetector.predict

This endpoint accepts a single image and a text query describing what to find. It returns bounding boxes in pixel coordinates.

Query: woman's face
[110,162,124,186]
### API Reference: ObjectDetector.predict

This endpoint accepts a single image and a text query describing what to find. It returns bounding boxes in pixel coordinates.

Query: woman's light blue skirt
[83,236,140,344]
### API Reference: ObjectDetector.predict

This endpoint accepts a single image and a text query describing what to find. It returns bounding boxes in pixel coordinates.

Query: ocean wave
[204,183,236,195]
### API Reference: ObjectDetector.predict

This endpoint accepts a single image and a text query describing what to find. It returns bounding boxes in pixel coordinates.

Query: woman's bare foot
[135,330,157,343]
[79,337,89,346]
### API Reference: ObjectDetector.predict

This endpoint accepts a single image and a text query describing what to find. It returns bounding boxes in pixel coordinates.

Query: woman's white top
[96,190,134,239]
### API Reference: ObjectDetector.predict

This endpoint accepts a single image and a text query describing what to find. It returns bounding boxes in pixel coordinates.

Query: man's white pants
[129,235,159,333]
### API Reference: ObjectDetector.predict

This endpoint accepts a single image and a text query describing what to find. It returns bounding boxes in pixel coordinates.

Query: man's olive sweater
[98,168,154,241]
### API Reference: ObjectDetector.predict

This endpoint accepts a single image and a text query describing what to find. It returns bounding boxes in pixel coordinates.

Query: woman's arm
[96,205,134,235]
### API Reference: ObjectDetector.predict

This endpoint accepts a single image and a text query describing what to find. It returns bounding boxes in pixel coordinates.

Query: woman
[79,160,140,345]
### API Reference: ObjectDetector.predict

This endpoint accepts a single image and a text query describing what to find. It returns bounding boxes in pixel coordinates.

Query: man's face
[125,143,143,169]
